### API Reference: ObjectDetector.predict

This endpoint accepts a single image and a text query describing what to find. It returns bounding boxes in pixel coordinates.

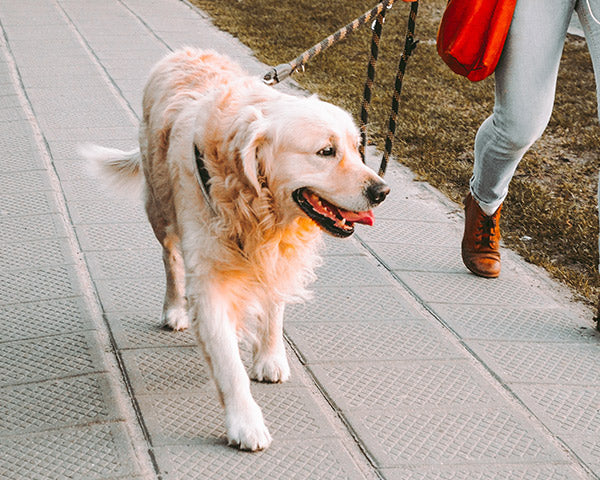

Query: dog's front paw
[226,401,272,451]
[250,352,290,383]
[161,306,189,331]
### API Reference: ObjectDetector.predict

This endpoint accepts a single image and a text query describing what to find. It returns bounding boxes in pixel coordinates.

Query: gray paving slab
[1,0,599,479]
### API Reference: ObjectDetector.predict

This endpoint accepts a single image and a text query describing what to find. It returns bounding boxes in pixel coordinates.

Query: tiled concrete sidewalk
[0,0,599,479]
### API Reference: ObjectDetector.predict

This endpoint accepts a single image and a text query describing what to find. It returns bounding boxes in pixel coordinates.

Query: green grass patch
[190,0,600,305]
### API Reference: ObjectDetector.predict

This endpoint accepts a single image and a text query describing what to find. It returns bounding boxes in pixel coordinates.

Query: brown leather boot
[461,193,502,278]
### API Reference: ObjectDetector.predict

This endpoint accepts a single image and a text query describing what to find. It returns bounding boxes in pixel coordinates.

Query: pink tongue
[341,209,375,226]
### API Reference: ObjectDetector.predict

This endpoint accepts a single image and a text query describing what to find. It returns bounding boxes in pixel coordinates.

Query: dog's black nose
[366,181,390,206]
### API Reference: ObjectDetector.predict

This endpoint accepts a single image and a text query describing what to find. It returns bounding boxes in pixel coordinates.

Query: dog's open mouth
[292,188,374,238]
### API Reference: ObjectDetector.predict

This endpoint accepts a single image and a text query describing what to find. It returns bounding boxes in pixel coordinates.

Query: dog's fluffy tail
[79,143,144,200]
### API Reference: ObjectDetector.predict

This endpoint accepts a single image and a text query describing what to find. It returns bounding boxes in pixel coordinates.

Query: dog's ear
[238,107,268,194]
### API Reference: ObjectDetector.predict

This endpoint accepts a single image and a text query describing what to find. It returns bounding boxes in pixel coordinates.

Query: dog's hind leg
[159,231,188,331]
[145,194,189,331]
[189,284,272,451]
[250,302,290,383]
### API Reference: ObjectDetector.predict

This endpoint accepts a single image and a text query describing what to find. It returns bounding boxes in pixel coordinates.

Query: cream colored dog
[82,48,389,451]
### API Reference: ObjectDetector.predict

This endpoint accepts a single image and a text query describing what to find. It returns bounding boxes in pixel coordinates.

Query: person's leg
[463,0,576,278]
[472,0,575,214]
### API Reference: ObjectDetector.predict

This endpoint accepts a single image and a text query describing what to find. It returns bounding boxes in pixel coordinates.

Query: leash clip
[263,63,293,85]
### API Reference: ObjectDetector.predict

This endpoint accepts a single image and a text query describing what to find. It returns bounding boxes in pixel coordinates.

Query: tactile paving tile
[0,264,82,305]
[120,347,212,395]
[0,191,58,216]
[75,222,156,250]
[322,235,365,256]
[560,435,600,470]
[471,341,600,384]
[138,386,335,446]
[0,135,45,172]
[374,196,457,223]
[85,248,163,280]
[381,464,582,480]
[95,276,165,311]
[511,384,600,435]
[0,297,94,342]
[0,374,119,435]
[313,255,392,287]
[285,320,463,363]
[0,213,65,243]
[0,170,50,194]
[352,408,563,468]
[310,360,498,411]
[0,237,73,271]
[367,241,465,272]
[0,422,141,480]
[153,438,367,480]
[430,304,600,342]
[286,285,421,323]
[0,332,103,387]
[356,219,461,246]
[395,271,557,307]
[107,311,195,349]
[68,200,147,224]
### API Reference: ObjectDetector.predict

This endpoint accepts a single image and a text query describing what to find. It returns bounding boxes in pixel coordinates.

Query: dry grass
[190,0,600,305]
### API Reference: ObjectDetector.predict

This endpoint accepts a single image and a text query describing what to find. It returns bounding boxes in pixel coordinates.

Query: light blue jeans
[470,0,600,216]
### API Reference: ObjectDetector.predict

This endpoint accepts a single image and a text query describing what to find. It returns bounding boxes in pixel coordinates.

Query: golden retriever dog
[81,48,389,451]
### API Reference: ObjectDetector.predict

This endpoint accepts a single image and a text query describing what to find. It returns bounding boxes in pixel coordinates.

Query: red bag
[437,0,517,82]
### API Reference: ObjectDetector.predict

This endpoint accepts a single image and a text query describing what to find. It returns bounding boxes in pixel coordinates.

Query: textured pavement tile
[372,195,457,223]
[107,311,195,349]
[285,320,464,363]
[0,170,52,194]
[0,213,66,243]
[68,199,146,224]
[0,373,122,435]
[313,255,394,288]
[286,285,422,323]
[0,422,142,480]
[120,347,212,395]
[470,341,600,384]
[510,384,600,436]
[137,386,337,446]
[430,304,600,342]
[85,248,163,280]
[395,271,557,306]
[0,332,106,387]
[0,237,74,271]
[0,190,59,217]
[560,435,600,472]
[380,464,585,480]
[350,407,566,468]
[75,222,156,251]
[0,296,94,343]
[309,360,500,412]
[153,439,368,480]
[366,241,465,272]
[357,219,461,246]
[0,264,83,305]
[94,276,165,312]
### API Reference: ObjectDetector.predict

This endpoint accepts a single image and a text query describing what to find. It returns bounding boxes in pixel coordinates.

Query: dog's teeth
[340,218,346,226]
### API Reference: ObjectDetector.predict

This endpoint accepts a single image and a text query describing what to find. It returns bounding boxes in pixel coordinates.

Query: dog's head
[239,94,389,238]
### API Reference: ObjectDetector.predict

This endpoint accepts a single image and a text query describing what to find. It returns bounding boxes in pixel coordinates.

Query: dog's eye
[317,146,336,157]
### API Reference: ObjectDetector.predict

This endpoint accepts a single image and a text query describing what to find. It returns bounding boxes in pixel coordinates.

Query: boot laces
[477,215,497,249]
